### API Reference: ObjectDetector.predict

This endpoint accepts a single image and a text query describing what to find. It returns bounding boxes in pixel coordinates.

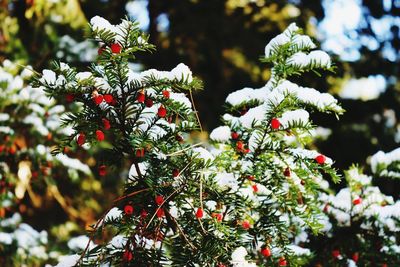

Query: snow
[128,162,148,177]
[40,70,57,84]
[104,207,122,221]
[279,109,309,128]
[108,235,127,249]
[90,16,116,33]
[134,234,161,249]
[67,235,93,251]
[14,223,48,249]
[214,172,239,191]
[0,233,13,245]
[193,147,214,163]
[170,63,193,83]
[222,113,240,127]
[347,167,371,186]
[292,35,316,50]
[204,200,217,210]
[54,254,80,267]
[0,213,22,227]
[209,126,231,142]
[59,62,70,71]
[225,87,270,106]
[265,23,299,57]
[287,52,309,67]
[288,148,333,165]
[231,247,256,267]
[308,50,331,67]
[287,50,331,68]
[138,64,193,83]
[339,75,386,101]
[287,245,311,256]
[370,147,400,174]
[231,247,247,262]
[224,80,341,118]
[239,104,267,128]
[0,126,14,134]
[248,130,277,152]
[311,127,332,140]
[170,92,192,109]
[55,154,91,175]
[274,80,340,112]
[0,113,10,121]
[75,72,92,81]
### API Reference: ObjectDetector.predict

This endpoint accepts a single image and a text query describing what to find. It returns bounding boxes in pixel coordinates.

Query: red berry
[145,98,153,107]
[236,141,244,150]
[271,118,281,129]
[156,208,165,218]
[261,247,271,257]
[212,213,223,222]
[252,184,258,193]
[94,94,104,105]
[110,43,122,54]
[195,208,204,219]
[241,220,250,229]
[240,109,247,115]
[123,250,133,261]
[98,46,105,55]
[353,197,362,205]
[382,264,387,267]
[32,171,39,179]
[0,145,4,153]
[247,175,255,181]
[172,169,180,177]
[278,257,287,266]
[323,203,329,213]
[8,146,16,155]
[315,154,326,165]
[155,195,164,205]
[137,92,145,103]
[135,148,145,158]
[124,204,134,215]
[175,135,183,142]
[283,167,291,177]
[66,93,75,103]
[63,146,70,154]
[162,90,170,99]
[96,130,105,141]
[140,210,148,218]
[231,132,239,140]
[103,94,113,103]
[77,133,86,146]
[98,165,107,176]
[332,250,340,258]
[158,106,167,117]
[102,118,111,130]
[352,252,359,262]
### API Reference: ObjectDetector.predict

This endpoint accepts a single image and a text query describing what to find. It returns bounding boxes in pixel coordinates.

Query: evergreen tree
[0,59,97,266]
[305,158,400,266]
[209,23,343,266]
[34,17,350,266]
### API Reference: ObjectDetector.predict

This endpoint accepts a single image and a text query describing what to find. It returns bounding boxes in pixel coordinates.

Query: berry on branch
[110,43,122,54]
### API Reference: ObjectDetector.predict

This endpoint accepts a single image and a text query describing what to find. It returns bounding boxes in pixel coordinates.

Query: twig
[113,188,150,203]
[165,142,204,157]
[144,186,183,231]
[165,209,197,250]
[189,90,203,132]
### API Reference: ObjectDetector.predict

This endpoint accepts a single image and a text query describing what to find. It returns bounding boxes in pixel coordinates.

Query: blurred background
[0,0,399,264]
